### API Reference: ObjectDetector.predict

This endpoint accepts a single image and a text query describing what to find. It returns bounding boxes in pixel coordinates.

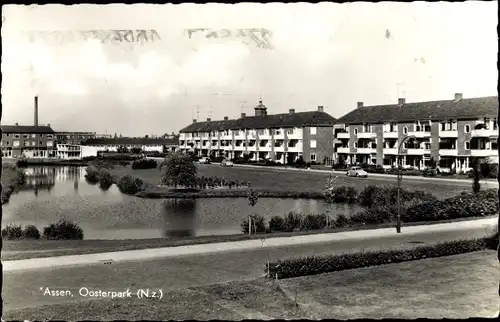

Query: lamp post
[396,134,416,233]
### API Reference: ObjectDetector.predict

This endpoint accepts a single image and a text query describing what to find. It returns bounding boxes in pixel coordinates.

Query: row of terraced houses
[179,94,499,172]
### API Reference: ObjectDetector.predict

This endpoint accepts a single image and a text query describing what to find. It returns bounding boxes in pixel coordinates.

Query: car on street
[199,157,211,164]
[221,159,234,167]
[346,166,368,178]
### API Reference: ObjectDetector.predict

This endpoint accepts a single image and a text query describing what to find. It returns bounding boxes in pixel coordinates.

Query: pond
[2,166,363,240]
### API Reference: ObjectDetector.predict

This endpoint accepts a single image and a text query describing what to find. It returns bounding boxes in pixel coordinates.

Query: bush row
[324,184,435,206]
[267,238,493,279]
[84,166,114,190]
[1,168,26,205]
[131,159,158,170]
[2,219,84,240]
[241,189,498,234]
[194,176,250,190]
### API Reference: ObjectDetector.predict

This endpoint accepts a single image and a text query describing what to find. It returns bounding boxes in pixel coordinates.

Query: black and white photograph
[1,1,499,320]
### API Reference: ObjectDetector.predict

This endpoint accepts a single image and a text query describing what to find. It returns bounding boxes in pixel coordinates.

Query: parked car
[221,159,234,167]
[346,166,368,178]
[199,157,211,164]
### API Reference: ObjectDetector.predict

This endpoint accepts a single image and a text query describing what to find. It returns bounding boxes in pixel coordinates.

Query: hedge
[267,238,492,279]
[2,220,84,240]
[132,159,158,170]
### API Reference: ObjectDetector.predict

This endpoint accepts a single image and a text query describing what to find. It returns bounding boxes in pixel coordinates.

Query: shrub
[357,185,436,209]
[334,214,350,228]
[240,215,266,234]
[84,166,100,184]
[283,212,303,232]
[23,224,41,239]
[98,170,114,190]
[267,238,489,279]
[117,175,144,195]
[422,168,437,177]
[42,219,84,240]
[325,186,358,203]
[1,224,23,240]
[132,159,158,170]
[300,213,327,231]
[269,216,285,232]
[295,156,307,169]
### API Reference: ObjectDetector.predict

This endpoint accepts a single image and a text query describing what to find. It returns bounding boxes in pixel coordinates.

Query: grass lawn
[3,215,495,261]
[4,250,497,320]
[109,164,478,200]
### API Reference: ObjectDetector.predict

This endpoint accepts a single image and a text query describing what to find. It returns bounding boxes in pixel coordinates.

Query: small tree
[131,147,142,154]
[117,146,129,154]
[323,174,340,227]
[428,157,437,169]
[286,153,295,165]
[160,152,197,189]
[472,157,481,193]
[247,188,259,234]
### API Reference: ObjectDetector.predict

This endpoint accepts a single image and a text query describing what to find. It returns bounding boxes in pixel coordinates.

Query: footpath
[3,217,497,272]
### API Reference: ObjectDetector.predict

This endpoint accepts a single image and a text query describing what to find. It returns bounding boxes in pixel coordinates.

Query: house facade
[82,137,178,153]
[179,101,337,164]
[1,124,57,158]
[334,94,498,172]
[56,131,96,145]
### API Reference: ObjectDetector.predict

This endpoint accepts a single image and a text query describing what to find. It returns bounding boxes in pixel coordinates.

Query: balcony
[223,146,233,151]
[383,148,398,155]
[234,144,246,151]
[259,144,272,151]
[357,132,377,139]
[406,148,431,155]
[247,132,257,140]
[286,130,303,140]
[408,131,431,138]
[439,130,458,138]
[193,135,201,140]
[337,132,350,139]
[211,143,219,149]
[274,145,286,152]
[356,147,375,154]
[247,145,257,152]
[337,147,350,154]
[234,132,246,140]
[470,149,498,157]
[383,132,399,139]
[257,131,271,139]
[287,144,303,152]
[220,133,232,140]
[472,129,498,138]
[273,131,285,140]
[439,149,458,156]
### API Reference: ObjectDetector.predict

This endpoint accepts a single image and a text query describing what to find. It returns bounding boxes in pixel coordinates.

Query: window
[310,140,317,148]
[310,153,317,161]
[31,134,36,138]
[403,126,408,135]
[353,128,358,135]
[310,127,317,135]
[465,141,470,150]
[14,134,20,139]
[464,124,471,133]
[354,141,358,148]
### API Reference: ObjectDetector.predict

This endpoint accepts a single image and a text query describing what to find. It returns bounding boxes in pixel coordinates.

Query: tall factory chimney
[34,96,39,127]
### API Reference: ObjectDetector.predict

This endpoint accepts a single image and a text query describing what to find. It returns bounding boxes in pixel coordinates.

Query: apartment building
[82,137,178,153]
[178,100,337,163]
[56,131,96,145]
[1,124,57,158]
[334,93,499,172]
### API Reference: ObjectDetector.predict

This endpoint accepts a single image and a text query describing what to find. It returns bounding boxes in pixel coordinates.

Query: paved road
[3,223,495,312]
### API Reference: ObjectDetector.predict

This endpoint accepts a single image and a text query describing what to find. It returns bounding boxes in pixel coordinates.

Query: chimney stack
[241,113,246,118]
[47,123,50,127]
[289,109,295,114]
[206,118,211,122]
[192,119,197,123]
[317,106,324,112]
[398,98,406,105]
[357,102,363,109]
[15,122,18,126]
[34,96,39,127]
[224,116,229,121]
[454,93,463,101]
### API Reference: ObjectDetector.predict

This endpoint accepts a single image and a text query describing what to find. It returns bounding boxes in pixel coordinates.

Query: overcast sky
[1,2,498,136]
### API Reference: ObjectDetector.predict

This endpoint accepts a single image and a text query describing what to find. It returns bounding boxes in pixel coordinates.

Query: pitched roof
[179,111,337,133]
[83,137,179,146]
[1,125,55,134]
[337,96,499,124]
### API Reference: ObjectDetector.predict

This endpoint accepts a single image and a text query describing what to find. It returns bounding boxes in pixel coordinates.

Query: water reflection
[3,166,363,240]
[162,199,197,238]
